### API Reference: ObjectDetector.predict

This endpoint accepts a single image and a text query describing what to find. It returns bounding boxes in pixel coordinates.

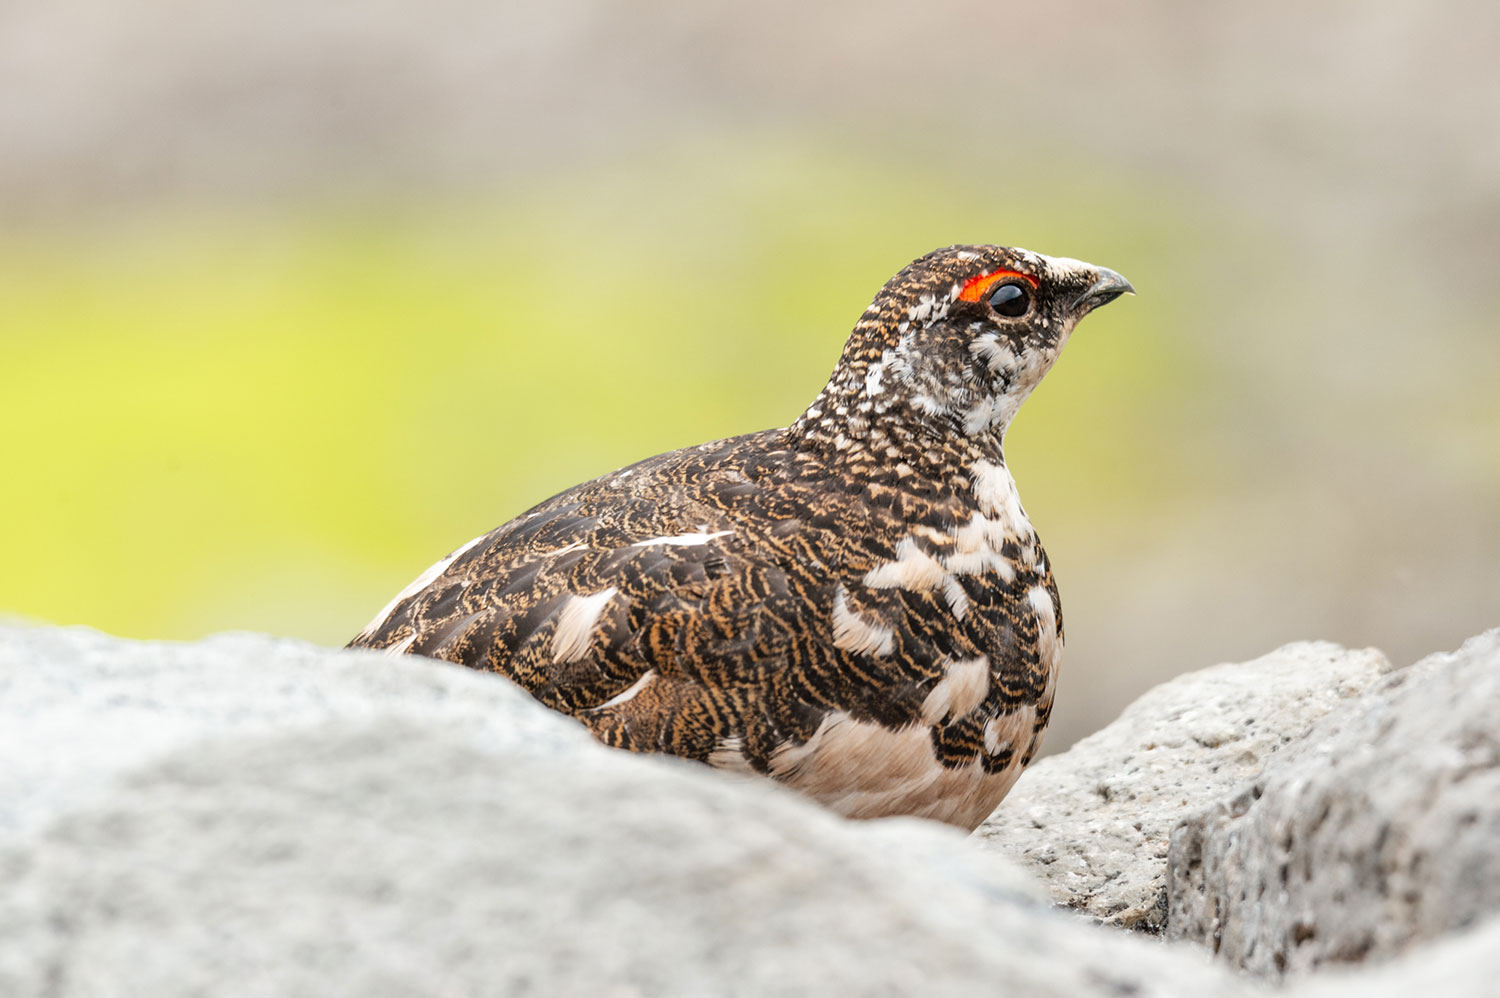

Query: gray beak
[1071,267,1135,315]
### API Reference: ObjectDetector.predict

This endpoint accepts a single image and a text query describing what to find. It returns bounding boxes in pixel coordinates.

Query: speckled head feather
[349,244,1132,831]
[789,245,1133,462]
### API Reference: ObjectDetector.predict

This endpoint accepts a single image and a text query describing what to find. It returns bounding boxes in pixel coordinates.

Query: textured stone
[1290,912,1500,998]
[1167,629,1500,977]
[0,625,1253,998]
[0,624,592,840]
[975,641,1394,931]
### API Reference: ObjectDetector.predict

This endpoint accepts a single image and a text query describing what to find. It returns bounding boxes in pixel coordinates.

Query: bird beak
[1071,268,1135,316]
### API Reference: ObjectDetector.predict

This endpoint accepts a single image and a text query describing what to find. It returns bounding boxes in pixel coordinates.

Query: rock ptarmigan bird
[349,245,1132,830]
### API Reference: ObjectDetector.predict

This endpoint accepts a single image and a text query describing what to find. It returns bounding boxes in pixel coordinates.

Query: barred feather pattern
[350,244,1132,830]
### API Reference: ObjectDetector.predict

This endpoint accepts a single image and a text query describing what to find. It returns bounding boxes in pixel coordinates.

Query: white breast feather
[769,712,1026,830]
[920,656,991,725]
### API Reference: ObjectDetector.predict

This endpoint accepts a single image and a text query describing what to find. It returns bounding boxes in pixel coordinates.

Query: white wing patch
[355,530,490,642]
[551,587,619,663]
[830,585,895,656]
[630,530,733,547]
[591,668,656,710]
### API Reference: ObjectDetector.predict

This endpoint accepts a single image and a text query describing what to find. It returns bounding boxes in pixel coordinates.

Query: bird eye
[988,283,1030,318]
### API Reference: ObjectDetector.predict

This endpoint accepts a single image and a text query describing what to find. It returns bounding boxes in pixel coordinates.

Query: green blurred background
[3,1,1497,748]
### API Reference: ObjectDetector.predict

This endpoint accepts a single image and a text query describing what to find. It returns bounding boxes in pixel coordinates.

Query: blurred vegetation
[2,137,1214,645]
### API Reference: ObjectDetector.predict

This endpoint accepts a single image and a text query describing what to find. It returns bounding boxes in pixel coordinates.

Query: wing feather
[349,428,1051,785]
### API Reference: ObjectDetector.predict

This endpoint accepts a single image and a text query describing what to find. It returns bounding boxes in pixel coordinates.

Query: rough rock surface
[975,642,1394,931]
[1167,629,1500,977]
[1294,913,1500,998]
[0,625,592,839]
[6,622,1498,996]
[0,624,1252,998]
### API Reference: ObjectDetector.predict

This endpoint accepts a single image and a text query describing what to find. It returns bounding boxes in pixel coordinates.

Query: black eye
[988,283,1030,318]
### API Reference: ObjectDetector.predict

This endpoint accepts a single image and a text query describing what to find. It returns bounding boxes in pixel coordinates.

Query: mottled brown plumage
[350,245,1132,829]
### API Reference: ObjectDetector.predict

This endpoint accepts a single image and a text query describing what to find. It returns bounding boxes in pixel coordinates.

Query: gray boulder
[975,641,1394,930]
[0,624,1252,998]
[1167,629,1500,977]
[0,624,592,839]
[1290,912,1500,998]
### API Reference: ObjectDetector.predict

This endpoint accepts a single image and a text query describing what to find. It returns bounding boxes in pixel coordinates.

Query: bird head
[790,245,1133,455]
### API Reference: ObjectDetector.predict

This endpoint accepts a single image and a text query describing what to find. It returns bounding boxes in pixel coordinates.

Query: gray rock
[1167,629,1500,977]
[0,624,1253,998]
[1289,912,1500,998]
[0,624,594,840]
[975,641,1394,931]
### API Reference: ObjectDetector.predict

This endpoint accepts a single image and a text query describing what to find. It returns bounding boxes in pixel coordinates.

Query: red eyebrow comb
[958,267,1039,302]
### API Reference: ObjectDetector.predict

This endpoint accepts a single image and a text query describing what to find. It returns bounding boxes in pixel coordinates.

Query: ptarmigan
[349,244,1132,830]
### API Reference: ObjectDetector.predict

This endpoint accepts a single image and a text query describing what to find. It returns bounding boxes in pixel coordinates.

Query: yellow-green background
[4,144,1188,646]
[5,1,1497,747]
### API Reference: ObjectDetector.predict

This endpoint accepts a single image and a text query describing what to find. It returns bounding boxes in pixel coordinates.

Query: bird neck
[783,369,1010,487]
